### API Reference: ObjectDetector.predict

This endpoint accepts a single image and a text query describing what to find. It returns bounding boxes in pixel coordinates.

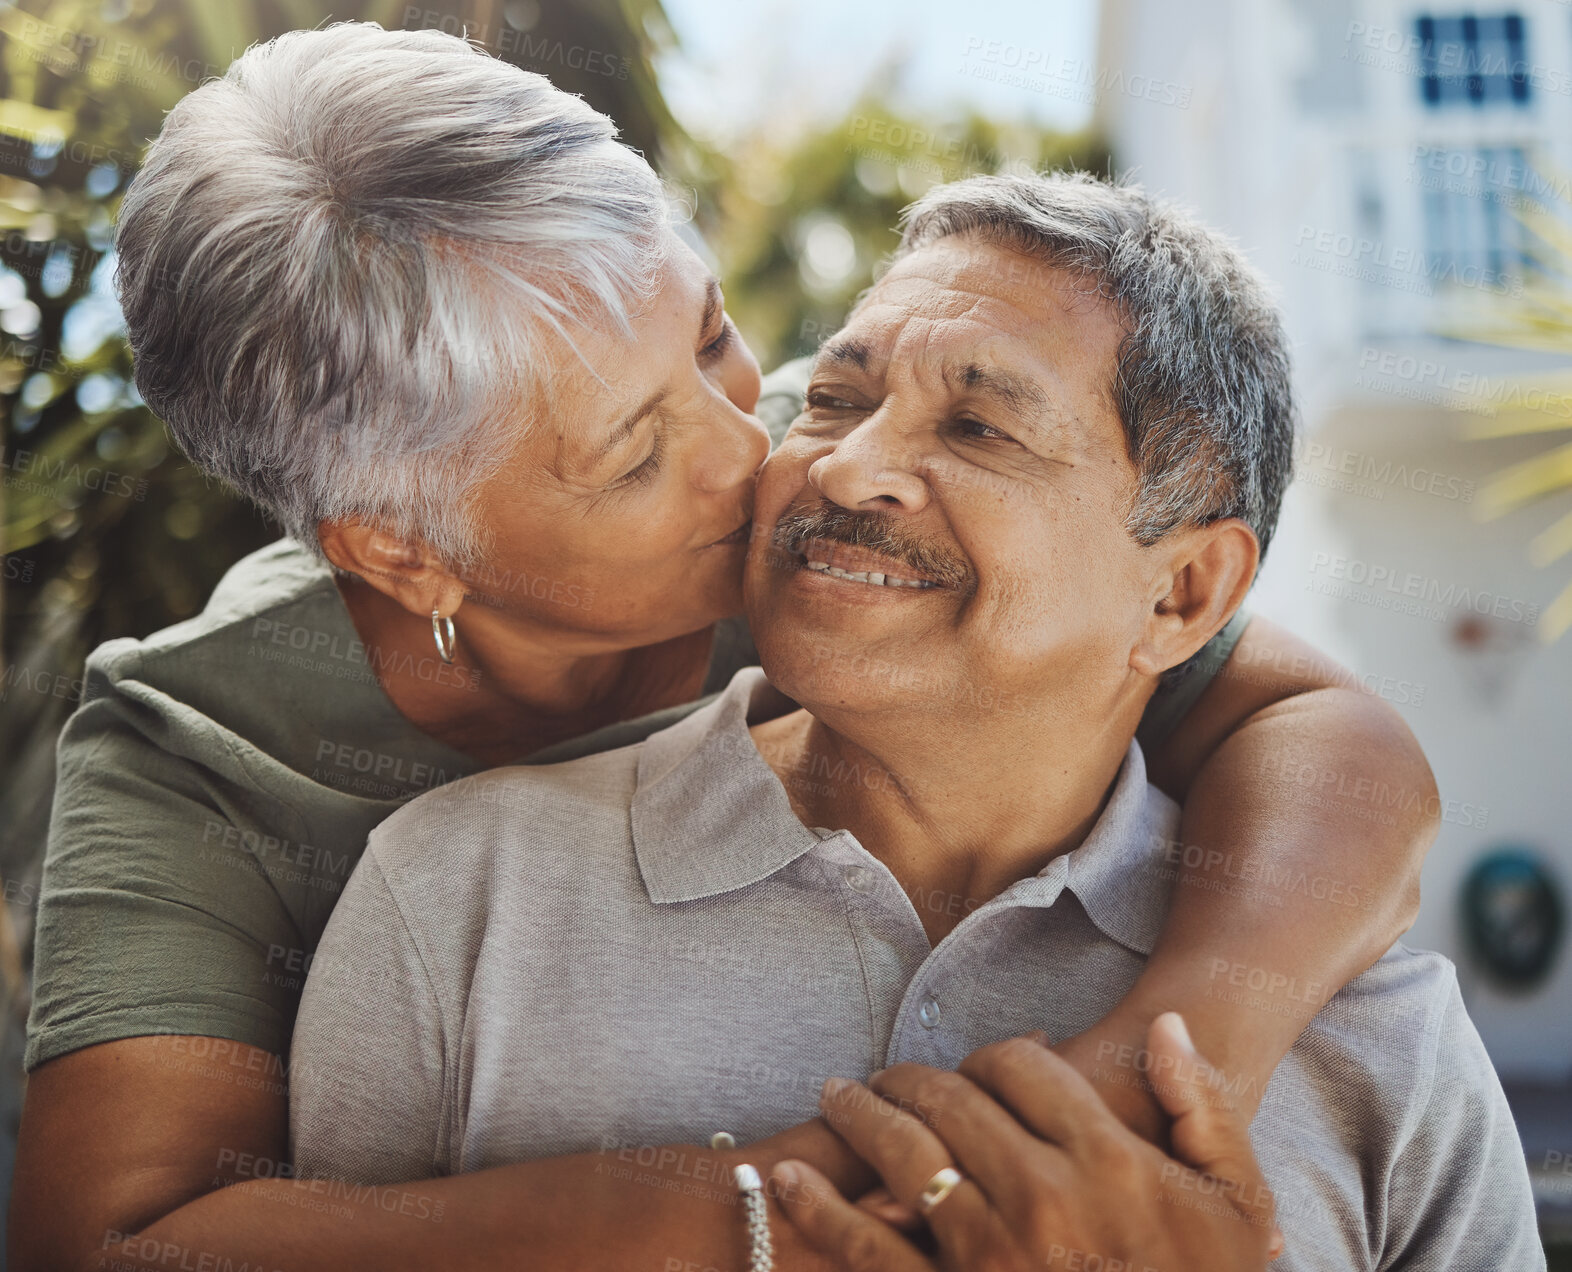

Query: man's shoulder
[367,744,646,891]
[1283,943,1502,1151]
[1262,945,1540,1267]
[1318,941,1458,1038]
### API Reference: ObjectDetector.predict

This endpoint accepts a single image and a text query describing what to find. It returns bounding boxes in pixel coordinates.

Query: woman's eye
[700,319,734,363]
[612,436,664,489]
[806,390,861,411]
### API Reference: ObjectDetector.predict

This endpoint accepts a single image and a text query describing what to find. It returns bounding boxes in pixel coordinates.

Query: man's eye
[806,390,862,411]
[954,418,1012,443]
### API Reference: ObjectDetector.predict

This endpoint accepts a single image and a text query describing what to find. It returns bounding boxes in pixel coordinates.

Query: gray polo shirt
[289,668,1541,1271]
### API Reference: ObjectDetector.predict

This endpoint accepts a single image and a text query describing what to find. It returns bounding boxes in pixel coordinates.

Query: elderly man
[289,173,1540,1271]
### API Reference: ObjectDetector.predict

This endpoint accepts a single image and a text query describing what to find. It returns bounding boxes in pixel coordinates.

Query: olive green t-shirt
[24,361,1247,1071]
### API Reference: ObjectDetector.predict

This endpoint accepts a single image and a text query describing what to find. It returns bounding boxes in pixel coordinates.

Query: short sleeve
[288,848,448,1183]
[757,356,812,447]
[1378,978,1543,1271]
[1135,608,1252,753]
[26,680,306,1069]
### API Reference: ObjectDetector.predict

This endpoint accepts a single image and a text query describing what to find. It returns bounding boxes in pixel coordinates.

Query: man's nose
[807,414,929,512]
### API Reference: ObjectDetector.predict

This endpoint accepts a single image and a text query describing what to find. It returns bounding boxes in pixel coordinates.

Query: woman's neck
[334,574,717,767]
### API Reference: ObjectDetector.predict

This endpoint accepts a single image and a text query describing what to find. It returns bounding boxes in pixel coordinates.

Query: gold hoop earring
[431,609,457,664]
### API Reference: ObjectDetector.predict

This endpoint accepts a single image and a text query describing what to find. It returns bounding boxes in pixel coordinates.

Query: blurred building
[1097,0,1572,1228]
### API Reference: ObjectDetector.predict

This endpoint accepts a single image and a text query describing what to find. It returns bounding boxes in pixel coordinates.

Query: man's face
[746,235,1166,723]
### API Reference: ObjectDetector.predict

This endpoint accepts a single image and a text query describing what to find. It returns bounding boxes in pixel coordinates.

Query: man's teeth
[803,559,937,588]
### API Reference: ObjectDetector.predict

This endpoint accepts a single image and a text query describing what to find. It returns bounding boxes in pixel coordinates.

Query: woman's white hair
[115,21,670,567]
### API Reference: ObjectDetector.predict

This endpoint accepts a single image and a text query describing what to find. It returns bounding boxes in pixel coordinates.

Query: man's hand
[770,1014,1282,1272]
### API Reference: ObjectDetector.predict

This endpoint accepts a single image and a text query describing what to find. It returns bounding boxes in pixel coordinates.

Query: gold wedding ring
[918,1166,964,1215]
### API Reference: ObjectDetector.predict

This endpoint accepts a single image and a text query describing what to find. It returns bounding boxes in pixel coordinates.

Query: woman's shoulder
[105,537,336,668]
[85,536,340,680]
[72,536,394,783]
[758,357,812,446]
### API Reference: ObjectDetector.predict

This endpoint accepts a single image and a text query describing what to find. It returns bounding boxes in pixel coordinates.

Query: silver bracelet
[712,1132,773,1272]
[733,1163,774,1272]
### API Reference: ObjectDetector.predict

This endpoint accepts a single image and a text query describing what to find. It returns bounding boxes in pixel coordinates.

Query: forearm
[1111,687,1435,1119]
[85,1121,862,1272]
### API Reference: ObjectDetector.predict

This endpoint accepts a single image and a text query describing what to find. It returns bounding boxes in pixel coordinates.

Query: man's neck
[751,699,1144,946]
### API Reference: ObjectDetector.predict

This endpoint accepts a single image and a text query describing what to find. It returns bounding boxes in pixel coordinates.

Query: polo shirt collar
[632,667,823,903]
[631,666,1178,956]
[1059,738,1178,957]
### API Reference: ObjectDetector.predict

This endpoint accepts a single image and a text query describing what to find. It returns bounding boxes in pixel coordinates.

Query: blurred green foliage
[697,109,1106,372]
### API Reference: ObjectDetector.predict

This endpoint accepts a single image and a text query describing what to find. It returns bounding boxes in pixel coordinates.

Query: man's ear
[1130,519,1259,678]
[317,520,468,621]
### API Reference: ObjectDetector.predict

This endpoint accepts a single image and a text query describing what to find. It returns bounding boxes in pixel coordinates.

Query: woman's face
[458,238,769,649]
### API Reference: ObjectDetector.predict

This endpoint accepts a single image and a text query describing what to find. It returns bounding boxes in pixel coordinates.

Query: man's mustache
[769,504,975,591]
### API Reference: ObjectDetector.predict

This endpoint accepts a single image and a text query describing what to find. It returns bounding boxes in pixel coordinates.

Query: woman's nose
[693,399,772,493]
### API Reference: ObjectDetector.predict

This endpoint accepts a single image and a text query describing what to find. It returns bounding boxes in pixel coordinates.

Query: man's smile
[797,537,944,589]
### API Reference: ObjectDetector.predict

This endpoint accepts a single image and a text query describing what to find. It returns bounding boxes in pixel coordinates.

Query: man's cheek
[753,445,820,526]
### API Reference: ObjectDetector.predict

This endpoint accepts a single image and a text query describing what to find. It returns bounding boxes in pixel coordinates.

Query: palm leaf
[1435,163,1572,641]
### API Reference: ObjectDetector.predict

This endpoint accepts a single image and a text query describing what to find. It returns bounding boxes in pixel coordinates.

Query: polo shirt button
[918,997,941,1028]
[844,865,875,894]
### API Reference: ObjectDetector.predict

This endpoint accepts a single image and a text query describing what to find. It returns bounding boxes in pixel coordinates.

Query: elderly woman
[11,22,1434,1272]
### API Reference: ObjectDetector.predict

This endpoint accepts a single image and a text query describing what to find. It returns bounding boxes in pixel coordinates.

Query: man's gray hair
[897,172,1296,561]
[116,21,670,566]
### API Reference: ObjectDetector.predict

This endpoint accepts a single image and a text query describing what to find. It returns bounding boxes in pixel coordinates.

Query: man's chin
[755,626,924,715]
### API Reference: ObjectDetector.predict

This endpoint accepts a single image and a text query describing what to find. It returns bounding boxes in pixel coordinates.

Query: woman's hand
[771,1014,1282,1272]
